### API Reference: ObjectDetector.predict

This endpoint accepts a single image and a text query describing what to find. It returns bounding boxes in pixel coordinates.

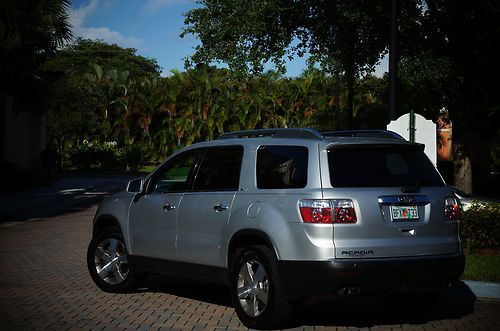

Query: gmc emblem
[398,196,415,203]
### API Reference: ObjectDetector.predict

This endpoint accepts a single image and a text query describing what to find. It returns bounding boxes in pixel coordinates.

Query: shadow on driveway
[139,275,477,328]
[288,281,477,328]
[0,176,130,224]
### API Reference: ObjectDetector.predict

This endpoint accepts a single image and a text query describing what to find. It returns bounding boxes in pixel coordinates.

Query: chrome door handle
[213,204,229,212]
[163,204,176,211]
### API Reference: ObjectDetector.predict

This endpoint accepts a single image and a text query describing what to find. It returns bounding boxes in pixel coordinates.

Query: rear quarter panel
[227,139,335,263]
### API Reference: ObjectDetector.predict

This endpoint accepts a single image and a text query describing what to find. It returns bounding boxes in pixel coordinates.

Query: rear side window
[193,146,243,191]
[257,146,308,189]
[328,146,444,187]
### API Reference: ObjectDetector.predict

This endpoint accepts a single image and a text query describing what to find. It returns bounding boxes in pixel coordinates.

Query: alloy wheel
[94,238,129,285]
[236,258,270,317]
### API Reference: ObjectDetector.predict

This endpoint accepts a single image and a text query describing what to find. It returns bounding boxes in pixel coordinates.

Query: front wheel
[87,226,141,293]
[230,245,293,329]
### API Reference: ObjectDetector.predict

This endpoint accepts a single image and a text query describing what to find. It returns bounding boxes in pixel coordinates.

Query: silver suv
[87,128,464,329]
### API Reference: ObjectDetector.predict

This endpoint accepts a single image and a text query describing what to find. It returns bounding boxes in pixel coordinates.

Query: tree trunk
[453,143,473,194]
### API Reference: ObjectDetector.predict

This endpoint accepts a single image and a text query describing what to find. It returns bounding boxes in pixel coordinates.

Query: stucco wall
[2,94,46,171]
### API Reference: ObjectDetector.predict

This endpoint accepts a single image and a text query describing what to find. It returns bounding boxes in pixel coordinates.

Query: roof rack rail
[322,130,405,140]
[217,128,322,140]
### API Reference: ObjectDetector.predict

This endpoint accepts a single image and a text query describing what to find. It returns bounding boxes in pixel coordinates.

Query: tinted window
[148,149,200,194]
[257,146,308,189]
[328,146,444,187]
[193,146,243,191]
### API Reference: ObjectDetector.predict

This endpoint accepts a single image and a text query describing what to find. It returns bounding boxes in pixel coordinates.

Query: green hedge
[463,254,500,282]
[460,202,500,253]
[71,140,144,171]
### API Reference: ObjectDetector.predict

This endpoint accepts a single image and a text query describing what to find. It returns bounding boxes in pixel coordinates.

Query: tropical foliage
[182,0,500,195]
[182,0,393,129]
[70,64,388,167]
[43,40,387,168]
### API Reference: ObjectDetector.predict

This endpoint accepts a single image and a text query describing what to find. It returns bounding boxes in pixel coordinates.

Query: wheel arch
[227,229,278,269]
[92,214,123,238]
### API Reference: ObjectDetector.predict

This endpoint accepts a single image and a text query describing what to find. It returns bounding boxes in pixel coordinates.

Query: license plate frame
[390,205,419,222]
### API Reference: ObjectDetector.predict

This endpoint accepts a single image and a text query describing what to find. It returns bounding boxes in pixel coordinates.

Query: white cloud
[69,0,142,49]
[77,27,142,48]
[144,0,182,14]
[70,0,99,28]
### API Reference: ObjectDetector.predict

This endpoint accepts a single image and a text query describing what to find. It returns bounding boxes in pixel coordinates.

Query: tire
[230,245,293,329]
[87,226,140,293]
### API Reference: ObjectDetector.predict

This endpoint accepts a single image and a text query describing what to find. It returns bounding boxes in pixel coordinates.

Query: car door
[176,146,243,267]
[128,149,201,260]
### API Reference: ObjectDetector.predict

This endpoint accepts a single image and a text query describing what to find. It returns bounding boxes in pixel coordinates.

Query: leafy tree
[0,0,73,88]
[397,0,500,194]
[41,38,161,78]
[40,39,162,162]
[353,74,388,130]
[182,0,390,129]
[397,54,455,118]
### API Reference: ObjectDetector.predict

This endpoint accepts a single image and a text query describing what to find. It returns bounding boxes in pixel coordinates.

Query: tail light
[299,200,332,223]
[299,199,357,224]
[445,196,461,221]
[333,200,357,223]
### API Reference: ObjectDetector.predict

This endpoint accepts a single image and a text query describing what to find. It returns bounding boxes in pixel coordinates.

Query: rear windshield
[328,145,444,187]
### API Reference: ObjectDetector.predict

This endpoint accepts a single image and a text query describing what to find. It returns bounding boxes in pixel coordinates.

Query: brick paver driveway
[1,205,499,330]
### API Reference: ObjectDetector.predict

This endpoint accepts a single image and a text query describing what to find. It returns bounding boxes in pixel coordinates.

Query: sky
[69,0,388,77]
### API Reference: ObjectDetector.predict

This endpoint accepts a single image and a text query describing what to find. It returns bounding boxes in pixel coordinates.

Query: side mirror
[126,178,143,193]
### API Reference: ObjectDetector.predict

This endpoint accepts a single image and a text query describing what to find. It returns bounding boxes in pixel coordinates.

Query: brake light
[299,200,332,223]
[333,200,357,223]
[445,196,460,221]
[334,202,358,223]
[299,199,357,224]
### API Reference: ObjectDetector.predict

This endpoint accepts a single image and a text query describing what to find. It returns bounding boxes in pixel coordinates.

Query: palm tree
[0,0,73,88]
[0,0,72,172]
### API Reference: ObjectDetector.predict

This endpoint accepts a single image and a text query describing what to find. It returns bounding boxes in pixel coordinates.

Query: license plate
[390,206,419,221]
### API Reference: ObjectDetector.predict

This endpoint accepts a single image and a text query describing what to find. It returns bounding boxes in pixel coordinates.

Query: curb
[463,280,500,299]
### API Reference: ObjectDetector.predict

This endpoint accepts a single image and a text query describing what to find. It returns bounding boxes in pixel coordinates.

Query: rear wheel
[87,226,141,293]
[230,245,293,329]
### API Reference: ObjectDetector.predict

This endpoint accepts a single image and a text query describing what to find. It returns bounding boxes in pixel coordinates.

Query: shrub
[94,141,120,169]
[119,144,144,172]
[460,202,500,253]
[70,140,94,169]
[71,140,124,170]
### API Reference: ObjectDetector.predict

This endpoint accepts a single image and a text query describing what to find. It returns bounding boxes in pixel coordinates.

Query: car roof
[212,128,420,149]
[216,128,406,141]
[173,129,422,156]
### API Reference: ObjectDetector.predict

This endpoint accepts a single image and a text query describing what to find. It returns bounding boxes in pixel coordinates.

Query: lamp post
[389,0,398,122]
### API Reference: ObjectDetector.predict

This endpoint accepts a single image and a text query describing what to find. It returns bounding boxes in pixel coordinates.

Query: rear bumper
[278,253,465,300]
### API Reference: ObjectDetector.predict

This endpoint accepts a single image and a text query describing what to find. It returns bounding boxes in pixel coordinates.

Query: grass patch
[138,165,157,173]
[463,254,500,282]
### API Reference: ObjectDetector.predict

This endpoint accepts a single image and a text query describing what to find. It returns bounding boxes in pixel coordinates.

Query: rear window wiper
[401,180,421,193]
